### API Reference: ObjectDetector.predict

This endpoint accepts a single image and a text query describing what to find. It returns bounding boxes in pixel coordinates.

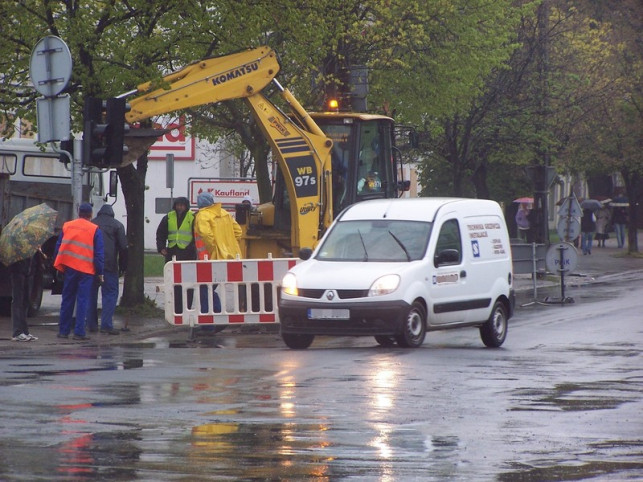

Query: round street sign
[29,36,72,97]
[545,242,578,273]
[557,216,581,241]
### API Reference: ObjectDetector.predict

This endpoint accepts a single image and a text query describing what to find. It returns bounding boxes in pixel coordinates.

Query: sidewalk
[514,232,643,296]
[3,233,642,349]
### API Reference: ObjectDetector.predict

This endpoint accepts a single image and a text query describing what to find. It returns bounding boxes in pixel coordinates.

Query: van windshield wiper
[357,229,368,261]
[388,230,411,261]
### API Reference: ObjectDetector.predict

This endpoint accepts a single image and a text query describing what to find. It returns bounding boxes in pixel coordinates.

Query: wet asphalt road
[0,274,642,480]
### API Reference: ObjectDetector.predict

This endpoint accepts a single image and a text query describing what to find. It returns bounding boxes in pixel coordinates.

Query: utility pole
[534,0,551,245]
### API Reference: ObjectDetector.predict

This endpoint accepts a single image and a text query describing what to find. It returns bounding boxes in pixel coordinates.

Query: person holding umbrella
[0,203,59,342]
[514,201,532,242]
[54,203,104,341]
[8,254,41,341]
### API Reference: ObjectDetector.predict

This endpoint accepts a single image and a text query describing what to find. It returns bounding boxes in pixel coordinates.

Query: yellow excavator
[125,46,409,258]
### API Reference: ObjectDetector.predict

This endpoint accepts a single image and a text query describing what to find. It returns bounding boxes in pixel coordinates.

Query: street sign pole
[29,36,79,214]
[544,242,578,304]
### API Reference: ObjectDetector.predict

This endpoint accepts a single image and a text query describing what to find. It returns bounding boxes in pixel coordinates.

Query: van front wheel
[480,301,507,348]
[395,301,426,348]
[281,333,314,349]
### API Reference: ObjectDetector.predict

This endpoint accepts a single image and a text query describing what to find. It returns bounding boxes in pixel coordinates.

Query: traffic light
[82,96,129,167]
[104,97,129,166]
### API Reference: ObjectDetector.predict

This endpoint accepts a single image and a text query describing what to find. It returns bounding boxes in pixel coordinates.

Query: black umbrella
[580,199,602,211]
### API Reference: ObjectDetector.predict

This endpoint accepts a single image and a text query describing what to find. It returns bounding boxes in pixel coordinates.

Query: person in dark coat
[580,208,596,255]
[156,196,196,313]
[86,204,128,334]
[612,206,627,249]
[9,255,39,341]
[156,197,196,262]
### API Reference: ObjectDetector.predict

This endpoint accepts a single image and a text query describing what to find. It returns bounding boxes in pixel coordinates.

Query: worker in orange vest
[54,203,105,341]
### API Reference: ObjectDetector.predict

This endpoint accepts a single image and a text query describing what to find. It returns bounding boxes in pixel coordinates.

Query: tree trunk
[119,155,149,306]
[471,161,490,199]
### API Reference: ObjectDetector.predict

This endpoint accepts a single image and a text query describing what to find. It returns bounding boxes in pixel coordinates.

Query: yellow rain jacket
[194,203,242,260]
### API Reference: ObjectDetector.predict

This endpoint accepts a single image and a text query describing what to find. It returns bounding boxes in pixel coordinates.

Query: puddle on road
[18,422,456,480]
[510,380,639,411]
[498,459,643,481]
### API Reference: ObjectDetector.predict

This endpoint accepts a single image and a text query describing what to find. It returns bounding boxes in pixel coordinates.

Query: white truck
[0,138,107,314]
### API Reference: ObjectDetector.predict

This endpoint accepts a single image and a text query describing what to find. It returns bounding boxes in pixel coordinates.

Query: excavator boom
[126,46,333,254]
[127,47,280,123]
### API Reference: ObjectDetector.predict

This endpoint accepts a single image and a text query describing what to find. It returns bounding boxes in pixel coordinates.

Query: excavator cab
[271,114,401,236]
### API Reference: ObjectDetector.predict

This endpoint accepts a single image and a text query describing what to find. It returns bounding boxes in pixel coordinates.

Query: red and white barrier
[163,257,299,326]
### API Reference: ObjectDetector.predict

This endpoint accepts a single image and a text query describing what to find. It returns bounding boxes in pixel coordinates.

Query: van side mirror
[299,247,313,260]
[434,249,460,266]
[398,180,411,192]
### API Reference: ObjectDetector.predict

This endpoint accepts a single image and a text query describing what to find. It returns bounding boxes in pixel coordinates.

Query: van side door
[428,218,469,325]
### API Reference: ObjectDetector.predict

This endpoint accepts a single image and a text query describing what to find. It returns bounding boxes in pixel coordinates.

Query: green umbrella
[0,203,58,266]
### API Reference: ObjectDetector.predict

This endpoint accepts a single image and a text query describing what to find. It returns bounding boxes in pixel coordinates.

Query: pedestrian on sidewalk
[86,204,128,335]
[595,204,610,248]
[612,205,627,249]
[515,203,531,242]
[54,203,104,341]
[580,208,596,255]
[9,254,40,342]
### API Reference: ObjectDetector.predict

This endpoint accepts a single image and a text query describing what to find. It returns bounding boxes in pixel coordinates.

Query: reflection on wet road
[0,280,642,480]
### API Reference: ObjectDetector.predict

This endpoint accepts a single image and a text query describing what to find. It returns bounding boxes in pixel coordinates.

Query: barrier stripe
[163,257,300,326]
[228,262,243,282]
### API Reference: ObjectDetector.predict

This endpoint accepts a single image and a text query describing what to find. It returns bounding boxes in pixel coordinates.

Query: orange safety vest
[194,230,208,260]
[54,218,98,274]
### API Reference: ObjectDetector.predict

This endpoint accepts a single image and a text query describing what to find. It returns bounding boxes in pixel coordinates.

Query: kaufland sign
[188,178,259,208]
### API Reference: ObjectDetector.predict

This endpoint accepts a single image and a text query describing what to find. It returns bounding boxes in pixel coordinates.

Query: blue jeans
[59,268,94,337]
[199,284,221,313]
[614,223,625,248]
[581,232,594,254]
[87,270,119,331]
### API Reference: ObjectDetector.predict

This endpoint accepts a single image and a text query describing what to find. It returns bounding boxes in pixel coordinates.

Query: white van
[279,198,515,349]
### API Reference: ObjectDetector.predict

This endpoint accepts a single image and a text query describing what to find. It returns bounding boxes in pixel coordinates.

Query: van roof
[339,198,502,223]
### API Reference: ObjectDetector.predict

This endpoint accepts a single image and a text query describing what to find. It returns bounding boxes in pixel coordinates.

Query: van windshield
[316,220,431,262]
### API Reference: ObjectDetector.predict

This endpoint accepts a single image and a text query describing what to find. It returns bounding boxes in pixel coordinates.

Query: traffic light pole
[71,138,84,218]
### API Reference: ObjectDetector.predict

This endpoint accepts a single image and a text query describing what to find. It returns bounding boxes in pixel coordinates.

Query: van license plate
[308,308,350,320]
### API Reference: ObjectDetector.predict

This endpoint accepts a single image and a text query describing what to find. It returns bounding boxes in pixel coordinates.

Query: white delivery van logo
[472,240,480,258]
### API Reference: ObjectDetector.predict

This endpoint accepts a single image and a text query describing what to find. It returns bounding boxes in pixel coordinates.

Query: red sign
[148,116,195,160]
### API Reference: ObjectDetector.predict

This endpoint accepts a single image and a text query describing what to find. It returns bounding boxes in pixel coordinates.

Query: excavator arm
[126,46,333,254]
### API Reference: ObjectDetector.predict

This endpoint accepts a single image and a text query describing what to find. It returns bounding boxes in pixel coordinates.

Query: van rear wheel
[480,301,507,347]
[395,301,426,348]
[281,333,314,349]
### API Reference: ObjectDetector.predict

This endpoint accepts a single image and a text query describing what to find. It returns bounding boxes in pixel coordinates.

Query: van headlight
[368,274,400,297]
[282,272,298,296]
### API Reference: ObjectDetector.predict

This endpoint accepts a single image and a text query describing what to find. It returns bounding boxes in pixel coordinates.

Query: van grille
[298,289,369,299]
